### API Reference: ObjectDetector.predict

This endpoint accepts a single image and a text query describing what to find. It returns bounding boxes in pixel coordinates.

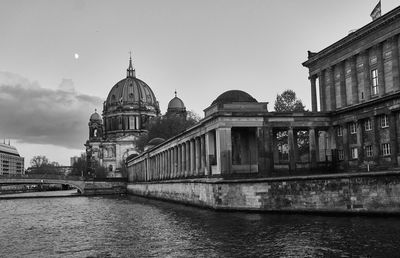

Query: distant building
[85,57,161,177]
[166,91,187,118]
[0,142,24,175]
[70,156,80,166]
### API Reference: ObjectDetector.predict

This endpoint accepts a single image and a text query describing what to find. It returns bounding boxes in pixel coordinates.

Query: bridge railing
[0,174,128,182]
[0,174,84,181]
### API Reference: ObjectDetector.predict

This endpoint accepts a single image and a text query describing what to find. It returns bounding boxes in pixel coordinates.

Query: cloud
[0,71,103,149]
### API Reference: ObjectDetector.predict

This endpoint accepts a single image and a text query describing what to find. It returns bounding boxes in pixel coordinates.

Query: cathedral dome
[104,57,159,114]
[211,90,257,105]
[105,77,159,112]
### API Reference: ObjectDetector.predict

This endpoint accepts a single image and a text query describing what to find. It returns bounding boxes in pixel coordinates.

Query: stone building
[0,142,24,175]
[302,5,400,170]
[127,89,332,181]
[166,91,186,118]
[85,57,160,177]
[126,5,400,182]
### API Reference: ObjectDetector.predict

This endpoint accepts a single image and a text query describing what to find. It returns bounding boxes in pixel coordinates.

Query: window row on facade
[310,35,400,112]
[336,114,390,136]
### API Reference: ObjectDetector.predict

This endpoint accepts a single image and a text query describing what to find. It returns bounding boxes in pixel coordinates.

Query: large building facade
[85,58,160,177]
[0,142,24,175]
[303,5,400,170]
[126,5,400,182]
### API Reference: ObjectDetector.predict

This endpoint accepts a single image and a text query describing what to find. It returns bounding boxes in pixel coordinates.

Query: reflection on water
[1,195,400,257]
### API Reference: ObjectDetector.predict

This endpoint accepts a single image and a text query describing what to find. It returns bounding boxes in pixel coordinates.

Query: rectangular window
[371,69,379,95]
[364,119,372,131]
[366,145,373,157]
[129,116,135,129]
[337,126,343,136]
[349,122,357,134]
[351,147,358,159]
[338,150,344,160]
[380,114,389,128]
[382,143,391,156]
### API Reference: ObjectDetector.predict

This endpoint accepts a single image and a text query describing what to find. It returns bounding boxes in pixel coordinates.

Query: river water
[1,195,400,257]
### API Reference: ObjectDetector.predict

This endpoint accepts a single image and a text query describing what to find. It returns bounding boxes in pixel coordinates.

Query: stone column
[390,112,398,166]
[310,75,318,112]
[376,43,385,97]
[161,153,164,180]
[350,56,359,105]
[357,120,364,166]
[180,144,184,177]
[392,35,400,92]
[190,139,195,177]
[372,116,380,164]
[342,124,350,168]
[185,141,190,177]
[200,135,206,175]
[257,126,274,176]
[328,67,336,110]
[339,61,347,107]
[166,149,170,179]
[195,137,201,176]
[288,127,296,171]
[309,127,317,169]
[205,131,215,176]
[318,71,326,111]
[173,146,177,178]
[361,50,371,101]
[182,143,186,177]
[216,127,232,175]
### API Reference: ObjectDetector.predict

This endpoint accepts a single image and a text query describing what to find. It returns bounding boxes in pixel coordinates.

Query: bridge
[0,174,127,195]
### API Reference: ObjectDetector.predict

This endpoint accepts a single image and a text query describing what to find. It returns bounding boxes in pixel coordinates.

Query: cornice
[303,5,400,68]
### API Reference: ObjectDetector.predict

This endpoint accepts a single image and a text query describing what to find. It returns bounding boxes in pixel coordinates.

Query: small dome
[168,97,185,110]
[147,137,165,146]
[90,111,102,121]
[212,90,257,105]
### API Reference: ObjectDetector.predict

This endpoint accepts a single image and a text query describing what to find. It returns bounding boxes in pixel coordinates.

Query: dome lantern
[127,52,136,78]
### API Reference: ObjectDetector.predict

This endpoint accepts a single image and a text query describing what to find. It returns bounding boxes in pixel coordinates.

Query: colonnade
[129,133,215,182]
[272,126,321,171]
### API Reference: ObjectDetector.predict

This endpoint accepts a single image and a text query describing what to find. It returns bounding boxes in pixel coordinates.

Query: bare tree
[30,155,49,168]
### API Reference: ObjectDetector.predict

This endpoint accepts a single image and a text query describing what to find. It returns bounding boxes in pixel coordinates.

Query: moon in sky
[74,53,79,59]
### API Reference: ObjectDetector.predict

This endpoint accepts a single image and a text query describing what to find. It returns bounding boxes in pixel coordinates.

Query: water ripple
[1,196,400,257]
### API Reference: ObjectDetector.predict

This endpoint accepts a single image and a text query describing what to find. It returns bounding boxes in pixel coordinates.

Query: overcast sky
[1,0,399,167]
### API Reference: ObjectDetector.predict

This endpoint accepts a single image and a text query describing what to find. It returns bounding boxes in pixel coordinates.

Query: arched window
[109,165,113,172]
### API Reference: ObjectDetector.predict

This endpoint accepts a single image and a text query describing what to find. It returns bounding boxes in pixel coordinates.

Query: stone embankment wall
[83,181,127,195]
[127,171,400,214]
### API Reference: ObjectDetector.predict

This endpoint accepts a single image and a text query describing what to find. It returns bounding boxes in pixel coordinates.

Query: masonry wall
[83,181,127,195]
[127,172,400,214]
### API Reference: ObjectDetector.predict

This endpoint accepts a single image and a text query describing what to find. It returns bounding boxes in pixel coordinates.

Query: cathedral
[85,57,186,177]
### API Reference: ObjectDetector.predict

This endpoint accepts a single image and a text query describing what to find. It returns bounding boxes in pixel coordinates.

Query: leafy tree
[273,90,309,160]
[274,89,306,112]
[135,111,201,153]
[71,154,87,176]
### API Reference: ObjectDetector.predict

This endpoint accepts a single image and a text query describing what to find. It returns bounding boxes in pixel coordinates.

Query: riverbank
[127,170,400,215]
[0,189,80,199]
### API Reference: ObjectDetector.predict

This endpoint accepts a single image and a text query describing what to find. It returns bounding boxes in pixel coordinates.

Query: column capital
[308,74,318,80]
[348,55,357,63]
